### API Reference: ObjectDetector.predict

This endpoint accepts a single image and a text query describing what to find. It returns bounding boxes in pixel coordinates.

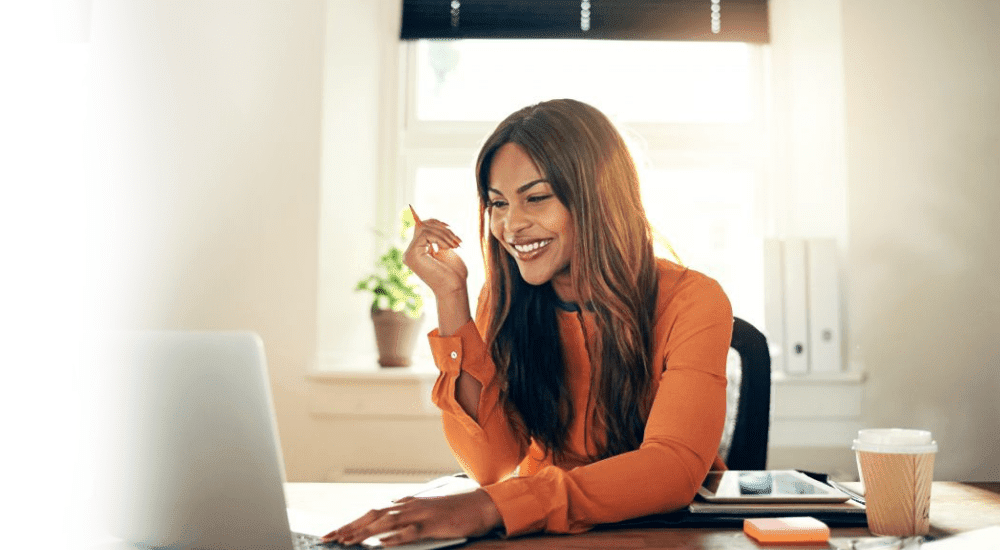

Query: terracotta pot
[370,309,424,367]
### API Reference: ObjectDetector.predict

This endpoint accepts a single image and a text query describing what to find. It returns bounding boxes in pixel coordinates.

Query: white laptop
[92,331,465,550]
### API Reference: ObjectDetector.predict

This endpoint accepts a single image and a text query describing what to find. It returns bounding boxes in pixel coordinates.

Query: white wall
[842,0,1000,481]
[89,0,326,481]
[316,0,391,366]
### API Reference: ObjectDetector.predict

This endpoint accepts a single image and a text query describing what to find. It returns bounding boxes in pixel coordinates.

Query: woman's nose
[503,204,530,232]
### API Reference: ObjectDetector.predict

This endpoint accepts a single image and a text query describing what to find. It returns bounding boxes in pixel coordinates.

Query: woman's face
[487,143,576,301]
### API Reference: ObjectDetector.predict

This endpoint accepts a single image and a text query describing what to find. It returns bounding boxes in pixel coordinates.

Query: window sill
[309,353,439,382]
[772,369,866,385]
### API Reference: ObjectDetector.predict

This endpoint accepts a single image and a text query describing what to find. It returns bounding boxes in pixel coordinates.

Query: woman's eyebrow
[488,179,548,196]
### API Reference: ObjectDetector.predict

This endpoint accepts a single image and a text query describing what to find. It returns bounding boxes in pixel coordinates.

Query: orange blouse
[427,259,732,537]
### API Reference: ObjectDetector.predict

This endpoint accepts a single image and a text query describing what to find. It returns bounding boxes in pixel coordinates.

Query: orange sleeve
[428,317,528,485]
[480,273,732,536]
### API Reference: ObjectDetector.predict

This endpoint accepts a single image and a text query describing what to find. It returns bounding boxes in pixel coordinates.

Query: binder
[764,238,844,376]
[807,238,842,373]
[782,239,810,374]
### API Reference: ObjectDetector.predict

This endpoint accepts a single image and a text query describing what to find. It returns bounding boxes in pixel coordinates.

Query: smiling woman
[324,99,734,545]
[403,39,766,349]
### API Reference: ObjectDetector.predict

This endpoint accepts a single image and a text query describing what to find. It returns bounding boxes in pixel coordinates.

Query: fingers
[406,206,461,250]
[320,507,382,543]
[331,507,412,547]
[419,221,462,250]
[402,211,470,295]
[406,226,461,260]
[322,492,497,547]
[378,523,422,547]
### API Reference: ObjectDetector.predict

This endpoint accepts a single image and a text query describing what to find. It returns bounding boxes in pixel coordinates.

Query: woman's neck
[551,271,577,303]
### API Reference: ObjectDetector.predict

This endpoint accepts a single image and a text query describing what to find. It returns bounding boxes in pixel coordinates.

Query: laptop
[92,331,465,550]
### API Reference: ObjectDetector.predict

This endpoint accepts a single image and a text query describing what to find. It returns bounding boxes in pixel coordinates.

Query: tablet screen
[699,470,850,503]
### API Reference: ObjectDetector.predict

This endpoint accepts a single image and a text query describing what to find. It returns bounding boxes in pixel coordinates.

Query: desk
[285,482,1000,549]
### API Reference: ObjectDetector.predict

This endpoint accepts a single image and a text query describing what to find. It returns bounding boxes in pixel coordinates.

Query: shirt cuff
[481,478,548,537]
[427,320,494,384]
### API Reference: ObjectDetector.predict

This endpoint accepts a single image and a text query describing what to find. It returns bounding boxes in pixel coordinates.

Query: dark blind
[400,0,769,43]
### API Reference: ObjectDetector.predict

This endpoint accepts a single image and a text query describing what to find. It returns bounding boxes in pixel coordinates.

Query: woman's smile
[509,238,553,259]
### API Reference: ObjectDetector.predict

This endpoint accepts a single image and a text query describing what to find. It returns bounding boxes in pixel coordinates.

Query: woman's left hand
[321,489,503,547]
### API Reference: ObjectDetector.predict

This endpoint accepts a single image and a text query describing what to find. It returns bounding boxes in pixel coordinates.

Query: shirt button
[450,351,458,359]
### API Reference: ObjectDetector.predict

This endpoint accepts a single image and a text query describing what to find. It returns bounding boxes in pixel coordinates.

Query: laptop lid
[96,331,293,550]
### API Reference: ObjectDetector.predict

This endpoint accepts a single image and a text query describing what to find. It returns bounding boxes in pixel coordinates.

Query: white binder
[782,239,810,374]
[763,238,843,376]
[806,238,842,373]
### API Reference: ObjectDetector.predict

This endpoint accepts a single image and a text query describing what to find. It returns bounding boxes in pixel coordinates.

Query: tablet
[697,470,851,503]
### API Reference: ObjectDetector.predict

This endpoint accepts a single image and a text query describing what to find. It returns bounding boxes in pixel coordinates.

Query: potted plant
[355,208,425,367]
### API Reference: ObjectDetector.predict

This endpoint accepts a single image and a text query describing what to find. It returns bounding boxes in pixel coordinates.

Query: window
[411,40,755,123]
[397,39,767,354]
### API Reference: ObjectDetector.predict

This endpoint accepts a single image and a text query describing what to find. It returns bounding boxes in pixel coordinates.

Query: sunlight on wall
[0,3,107,543]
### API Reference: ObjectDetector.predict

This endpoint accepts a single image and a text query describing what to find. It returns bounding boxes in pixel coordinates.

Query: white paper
[921,526,1000,549]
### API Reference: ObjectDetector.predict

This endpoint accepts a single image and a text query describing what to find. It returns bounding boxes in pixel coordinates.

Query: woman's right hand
[403,209,469,299]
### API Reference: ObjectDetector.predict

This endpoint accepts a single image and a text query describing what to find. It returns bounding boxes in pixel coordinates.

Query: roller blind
[400,0,769,43]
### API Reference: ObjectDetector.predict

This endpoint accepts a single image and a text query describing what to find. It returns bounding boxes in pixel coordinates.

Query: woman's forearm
[435,287,472,337]
[434,287,481,419]
[455,371,483,421]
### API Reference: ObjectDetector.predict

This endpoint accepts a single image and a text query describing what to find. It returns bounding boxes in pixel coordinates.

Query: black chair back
[724,317,771,470]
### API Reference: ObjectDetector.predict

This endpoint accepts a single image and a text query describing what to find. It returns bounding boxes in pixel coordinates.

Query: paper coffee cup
[852,429,937,536]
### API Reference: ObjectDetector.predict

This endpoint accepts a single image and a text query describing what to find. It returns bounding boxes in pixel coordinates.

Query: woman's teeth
[514,240,551,253]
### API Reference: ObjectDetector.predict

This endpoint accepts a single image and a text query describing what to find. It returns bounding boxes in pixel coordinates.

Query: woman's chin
[517,268,552,287]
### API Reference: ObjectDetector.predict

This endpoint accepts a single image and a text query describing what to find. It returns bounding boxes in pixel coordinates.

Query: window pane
[415,40,753,123]
[412,167,486,345]
[642,168,763,326]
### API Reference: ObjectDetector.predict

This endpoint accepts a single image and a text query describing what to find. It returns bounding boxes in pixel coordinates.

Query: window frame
[392,40,771,337]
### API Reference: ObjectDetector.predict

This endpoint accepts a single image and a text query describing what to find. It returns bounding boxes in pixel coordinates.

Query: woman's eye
[489,199,508,209]
[527,194,553,203]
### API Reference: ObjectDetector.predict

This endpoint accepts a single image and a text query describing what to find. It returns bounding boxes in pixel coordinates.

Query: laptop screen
[94,331,293,550]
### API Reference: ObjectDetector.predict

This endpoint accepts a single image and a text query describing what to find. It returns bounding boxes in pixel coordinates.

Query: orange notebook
[744,517,830,545]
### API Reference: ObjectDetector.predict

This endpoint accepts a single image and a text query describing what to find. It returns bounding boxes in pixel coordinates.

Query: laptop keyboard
[293,531,362,549]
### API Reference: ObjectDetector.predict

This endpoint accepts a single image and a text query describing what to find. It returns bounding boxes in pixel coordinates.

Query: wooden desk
[285,482,1000,549]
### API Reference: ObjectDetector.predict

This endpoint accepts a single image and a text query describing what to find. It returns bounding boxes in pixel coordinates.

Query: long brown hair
[475,99,660,462]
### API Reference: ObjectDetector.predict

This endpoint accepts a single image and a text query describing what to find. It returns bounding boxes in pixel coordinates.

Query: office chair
[717,316,771,470]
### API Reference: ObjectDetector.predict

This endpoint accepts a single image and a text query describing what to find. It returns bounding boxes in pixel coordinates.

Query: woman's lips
[510,239,552,261]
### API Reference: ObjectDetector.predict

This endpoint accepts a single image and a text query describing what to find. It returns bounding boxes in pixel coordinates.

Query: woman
[324,99,732,546]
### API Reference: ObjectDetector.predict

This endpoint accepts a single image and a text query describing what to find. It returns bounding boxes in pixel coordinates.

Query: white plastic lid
[852,428,938,454]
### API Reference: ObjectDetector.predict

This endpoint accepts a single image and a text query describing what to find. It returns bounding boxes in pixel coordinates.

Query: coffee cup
[852,429,938,536]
